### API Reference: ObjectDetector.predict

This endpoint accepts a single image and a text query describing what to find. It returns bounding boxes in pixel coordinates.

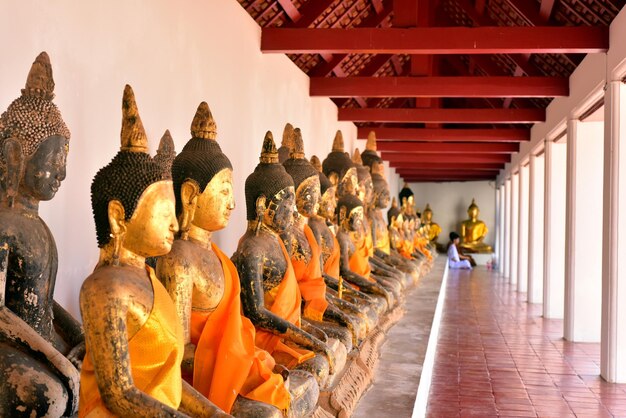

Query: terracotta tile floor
[426,267,626,418]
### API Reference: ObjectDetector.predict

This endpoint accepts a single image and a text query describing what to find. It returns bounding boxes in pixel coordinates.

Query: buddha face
[123,181,179,258]
[375,186,391,209]
[357,177,374,207]
[423,210,432,223]
[20,135,68,201]
[193,168,235,232]
[319,186,337,221]
[265,187,295,233]
[343,206,364,232]
[296,175,320,218]
[337,168,358,199]
[468,206,479,220]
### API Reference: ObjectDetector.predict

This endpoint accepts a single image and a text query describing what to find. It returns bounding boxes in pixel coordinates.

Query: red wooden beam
[403,176,496,182]
[283,0,335,28]
[382,152,511,163]
[390,162,505,170]
[397,168,500,175]
[340,108,544,123]
[261,27,608,54]
[276,0,302,21]
[358,127,529,142]
[377,142,519,153]
[310,76,567,98]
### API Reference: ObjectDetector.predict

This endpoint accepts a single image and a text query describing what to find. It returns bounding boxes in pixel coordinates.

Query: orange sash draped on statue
[190,244,290,413]
[349,235,373,280]
[414,236,432,260]
[79,267,184,417]
[324,235,341,279]
[255,240,316,368]
[291,225,328,321]
[400,239,415,259]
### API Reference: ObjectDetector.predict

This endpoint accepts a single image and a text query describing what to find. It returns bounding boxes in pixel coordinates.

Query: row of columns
[497,81,626,383]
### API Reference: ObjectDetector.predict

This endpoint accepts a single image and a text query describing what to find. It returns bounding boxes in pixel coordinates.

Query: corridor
[426,267,626,417]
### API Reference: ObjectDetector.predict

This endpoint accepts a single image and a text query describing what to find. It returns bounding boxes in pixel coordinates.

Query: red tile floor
[426,267,626,418]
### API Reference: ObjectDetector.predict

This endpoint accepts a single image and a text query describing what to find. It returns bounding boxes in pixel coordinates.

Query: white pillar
[509,173,519,285]
[517,164,530,295]
[528,153,545,304]
[503,179,511,277]
[543,138,567,319]
[564,118,603,342]
[601,81,626,382]
[499,183,506,275]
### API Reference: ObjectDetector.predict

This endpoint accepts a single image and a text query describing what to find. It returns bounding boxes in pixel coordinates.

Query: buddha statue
[421,204,442,243]
[399,183,414,214]
[360,131,382,171]
[156,102,309,417]
[322,130,358,200]
[459,199,492,253]
[278,123,295,164]
[0,52,83,417]
[80,85,227,417]
[232,131,335,389]
[282,128,357,353]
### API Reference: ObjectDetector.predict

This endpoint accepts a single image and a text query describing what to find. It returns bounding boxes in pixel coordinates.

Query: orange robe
[349,234,373,281]
[255,240,315,368]
[414,236,433,261]
[323,235,341,279]
[190,244,290,413]
[291,225,328,321]
[79,267,184,417]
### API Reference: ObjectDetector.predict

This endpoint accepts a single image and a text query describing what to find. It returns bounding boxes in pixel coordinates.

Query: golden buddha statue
[322,130,358,200]
[421,204,442,243]
[459,199,492,253]
[232,131,335,389]
[79,85,228,417]
[156,102,309,417]
[282,128,358,352]
[360,131,382,171]
[0,52,83,417]
[278,122,294,164]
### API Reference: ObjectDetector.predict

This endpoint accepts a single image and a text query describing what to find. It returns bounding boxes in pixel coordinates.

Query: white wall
[0,0,401,318]
[407,181,496,245]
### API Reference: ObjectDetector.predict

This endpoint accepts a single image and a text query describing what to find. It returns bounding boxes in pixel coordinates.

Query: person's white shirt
[448,243,472,269]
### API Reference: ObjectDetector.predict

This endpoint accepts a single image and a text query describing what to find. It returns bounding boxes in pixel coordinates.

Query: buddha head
[283,128,320,218]
[352,148,374,208]
[322,130,357,198]
[399,182,414,211]
[336,194,364,233]
[468,198,479,220]
[387,197,400,227]
[311,154,336,222]
[91,85,178,262]
[278,123,295,164]
[245,131,295,233]
[360,131,382,171]
[371,162,390,209]
[153,129,176,180]
[422,203,433,223]
[170,102,235,238]
[0,52,71,209]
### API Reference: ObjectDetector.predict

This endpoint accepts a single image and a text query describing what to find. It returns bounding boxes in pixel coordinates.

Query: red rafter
[377,142,519,153]
[282,0,336,28]
[390,161,505,170]
[340,108,545,123]
[276,0,301,21]
[381,152,511,163]
[261,27,608,54]
[359,127,529,142]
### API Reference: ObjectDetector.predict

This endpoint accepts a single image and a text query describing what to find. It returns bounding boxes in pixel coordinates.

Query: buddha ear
[254,195,267,235]
[2,138,24,208]
[339,206,347,226]
[328,172,338,187]
[107,200,126,236]
[179,180,200,240]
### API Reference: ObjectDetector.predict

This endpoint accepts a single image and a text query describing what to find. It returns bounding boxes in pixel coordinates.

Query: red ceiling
[238,0,623,182]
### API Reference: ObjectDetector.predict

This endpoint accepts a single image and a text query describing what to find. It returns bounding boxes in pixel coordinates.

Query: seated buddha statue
[232,132,336,389]
[79,85,228,417]
[282,128,358,352]
[421,204,442,243]
[278,123,294,164]
[459,199,492,253]
[360,130,381,170]
[0,52,83,417]
[156,103,313,417]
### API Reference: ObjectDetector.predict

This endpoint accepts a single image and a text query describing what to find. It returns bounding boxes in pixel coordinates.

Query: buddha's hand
[322,344,336,375]
[67,341,86,370]
[182,343,196,375]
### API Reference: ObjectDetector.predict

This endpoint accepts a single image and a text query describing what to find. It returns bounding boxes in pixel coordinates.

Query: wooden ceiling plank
[276,0,302,21]
[377,142,519,153]
[340,107,545,123]
[283,0,336,28]
[390,161,505,169]
[310,76,569,98]
[358,127,530,142]
[261,27,609,54]
[382,152,511,163]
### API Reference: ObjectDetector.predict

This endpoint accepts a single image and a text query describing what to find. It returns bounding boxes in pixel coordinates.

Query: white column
[601,81,626,382]
[495,186,501,267]
[564,118,603,342]
[543,138,567,319]
[503,179,511,277]
[509,172,519,285]
[528,153,545,304]
[499,183,506,275]
[517,164,530,295]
